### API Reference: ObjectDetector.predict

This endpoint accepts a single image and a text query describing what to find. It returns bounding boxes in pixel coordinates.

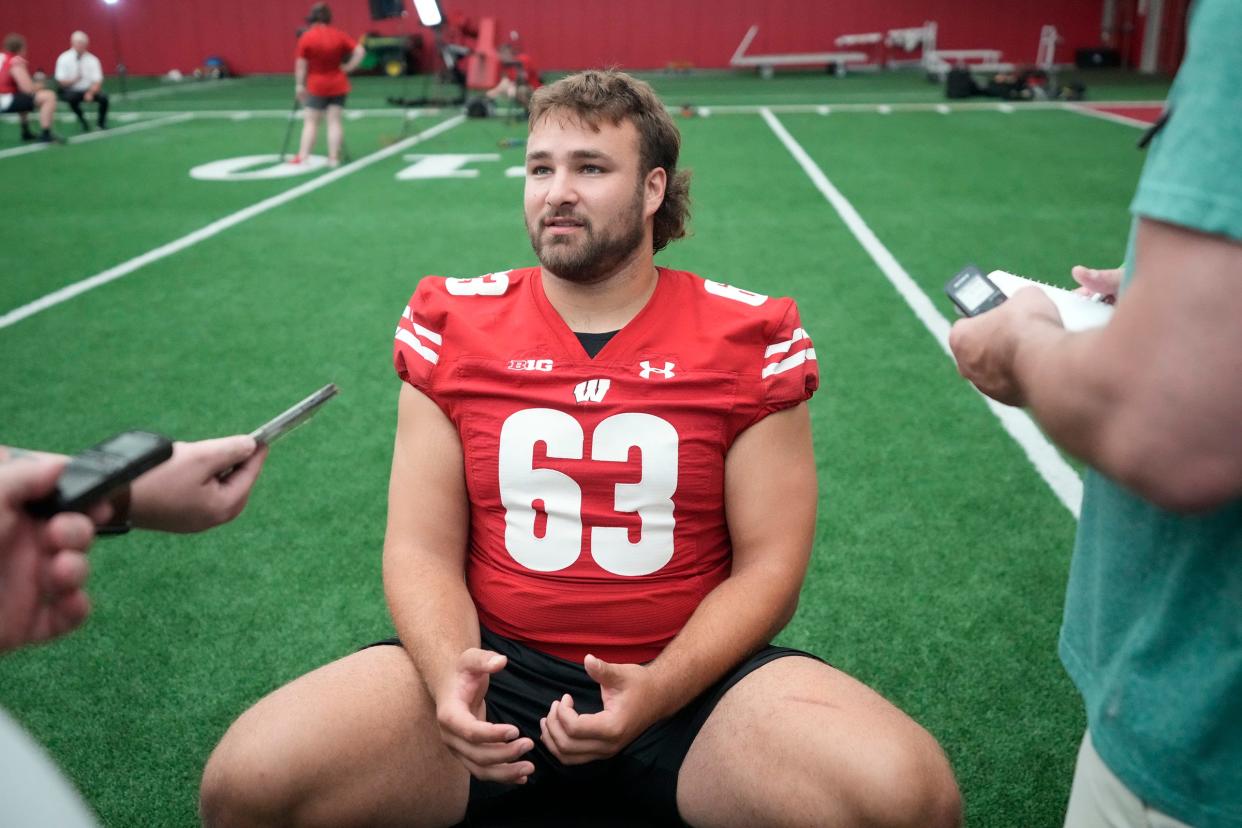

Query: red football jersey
[295,25,356,98]
[0,52,27,96]
[393,267,818,663]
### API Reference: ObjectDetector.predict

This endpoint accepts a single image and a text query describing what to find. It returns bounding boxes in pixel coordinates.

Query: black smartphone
[945,264,1007,317]
[26,430,174,518]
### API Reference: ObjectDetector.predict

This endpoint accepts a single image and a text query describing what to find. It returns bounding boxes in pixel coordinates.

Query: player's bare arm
[384,384,535,783]
[9,59,35,95]
[540,402,817,763]
[951,218,1242,512]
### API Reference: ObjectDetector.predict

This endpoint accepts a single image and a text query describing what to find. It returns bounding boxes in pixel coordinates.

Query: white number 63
[498,409,678,576]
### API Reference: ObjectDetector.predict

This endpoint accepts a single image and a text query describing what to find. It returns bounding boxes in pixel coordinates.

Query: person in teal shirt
[949,1,1242,825]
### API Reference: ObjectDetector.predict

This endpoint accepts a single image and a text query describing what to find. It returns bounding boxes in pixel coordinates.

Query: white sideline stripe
[395,328,440,365]
[760,108,1083,518]
[0,113,192,161]
[4,99,1167,123]
[0,114,466,332]
[1064,104,1151,130]
[73,113,193,144]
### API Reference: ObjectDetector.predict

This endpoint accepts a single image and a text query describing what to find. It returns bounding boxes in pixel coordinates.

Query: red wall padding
[8,0,1107,77]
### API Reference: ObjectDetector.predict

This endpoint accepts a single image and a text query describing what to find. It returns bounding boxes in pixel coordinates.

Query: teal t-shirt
[1058,2,1242,826]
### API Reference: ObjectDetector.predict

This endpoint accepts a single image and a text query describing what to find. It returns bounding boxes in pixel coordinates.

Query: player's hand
[295,84,307,104]
[949,286,1063,407]
[84,90,95,102]
[435,648,534,783]
[539,654,662,765]
[0,456,96,652]
[129,436,267,533]
[1071,265,1122,304]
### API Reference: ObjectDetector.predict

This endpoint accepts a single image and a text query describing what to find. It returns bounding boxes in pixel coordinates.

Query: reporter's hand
[0,457,96,652]
[129,436,267,533]
[948,286,1063,407]
[539,654,662,765]
[1071,265,1123,303]
[435,648,534,783]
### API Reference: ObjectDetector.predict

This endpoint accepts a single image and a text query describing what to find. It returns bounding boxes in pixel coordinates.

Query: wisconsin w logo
[574,379,611,403]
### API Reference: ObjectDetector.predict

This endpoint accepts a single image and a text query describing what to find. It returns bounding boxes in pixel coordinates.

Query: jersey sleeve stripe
[763,327,810,358]
[395,327,440,365]
[411,321,442,345]
[762,348,817,379]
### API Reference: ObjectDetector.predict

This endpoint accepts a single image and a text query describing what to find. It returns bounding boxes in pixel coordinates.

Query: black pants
[60,89,108,128]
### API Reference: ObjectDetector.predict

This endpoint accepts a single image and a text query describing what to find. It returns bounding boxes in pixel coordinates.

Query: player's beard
[528,184,646,285]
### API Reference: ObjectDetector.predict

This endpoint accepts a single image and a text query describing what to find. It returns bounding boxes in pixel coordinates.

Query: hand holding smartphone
[25,431,174,518]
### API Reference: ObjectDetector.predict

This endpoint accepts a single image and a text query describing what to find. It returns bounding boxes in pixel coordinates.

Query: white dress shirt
[54,49,104,93]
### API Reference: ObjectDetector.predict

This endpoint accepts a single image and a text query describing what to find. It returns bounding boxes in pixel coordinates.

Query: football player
[201,70,961,828]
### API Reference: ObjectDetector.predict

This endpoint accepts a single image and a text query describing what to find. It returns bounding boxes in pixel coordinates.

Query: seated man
[200,69,961,828]
[486,40,541,112]
[0,33,63,144]
[54,31,108,132]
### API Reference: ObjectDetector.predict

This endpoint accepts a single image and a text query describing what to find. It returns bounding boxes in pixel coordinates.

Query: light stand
[385,0,466,117]
[103,0,127,99]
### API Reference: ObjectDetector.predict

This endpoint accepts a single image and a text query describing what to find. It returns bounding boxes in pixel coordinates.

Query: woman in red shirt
[293,3,364,167]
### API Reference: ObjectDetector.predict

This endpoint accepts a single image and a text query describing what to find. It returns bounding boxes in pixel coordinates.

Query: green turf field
[0,70,1166,826]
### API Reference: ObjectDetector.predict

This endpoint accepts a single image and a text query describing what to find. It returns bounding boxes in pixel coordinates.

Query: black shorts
[304,93,346,110]
[370,628,821,825]
[1,92,35,114]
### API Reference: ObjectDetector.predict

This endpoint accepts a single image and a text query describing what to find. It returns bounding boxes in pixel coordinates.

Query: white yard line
[0,113,193,161]
[1063,103,1153,129]
[120,78,243,100]
[0,115,465,332]
[761,107,1084,518]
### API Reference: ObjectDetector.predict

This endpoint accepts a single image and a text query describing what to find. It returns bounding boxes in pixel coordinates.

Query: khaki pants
[1064,731,1193,828]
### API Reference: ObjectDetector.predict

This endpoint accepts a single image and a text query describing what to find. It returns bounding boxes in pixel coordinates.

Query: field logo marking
[190,154,328,180]
[760,108,1083,518]
[396,153,500,180]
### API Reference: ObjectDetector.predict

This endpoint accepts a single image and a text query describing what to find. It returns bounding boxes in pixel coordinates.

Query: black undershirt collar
[574,330,619,358]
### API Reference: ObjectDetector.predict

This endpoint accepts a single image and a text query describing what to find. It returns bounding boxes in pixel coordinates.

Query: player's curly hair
[528,69,691,253]
[3,33,26,54]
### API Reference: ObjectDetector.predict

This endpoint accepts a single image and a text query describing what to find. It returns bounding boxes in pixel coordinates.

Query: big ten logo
[507,358,554,372]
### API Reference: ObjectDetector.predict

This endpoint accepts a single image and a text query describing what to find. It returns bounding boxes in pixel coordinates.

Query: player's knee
[199,720,302,828]
[848,733,961,828]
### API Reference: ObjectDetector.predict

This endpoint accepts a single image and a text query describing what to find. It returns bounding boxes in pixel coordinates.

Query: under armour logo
[639,360,676,379]
[574,379,611,403]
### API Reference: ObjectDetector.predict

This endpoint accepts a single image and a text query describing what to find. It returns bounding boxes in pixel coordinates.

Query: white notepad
[988,270,1115,332]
